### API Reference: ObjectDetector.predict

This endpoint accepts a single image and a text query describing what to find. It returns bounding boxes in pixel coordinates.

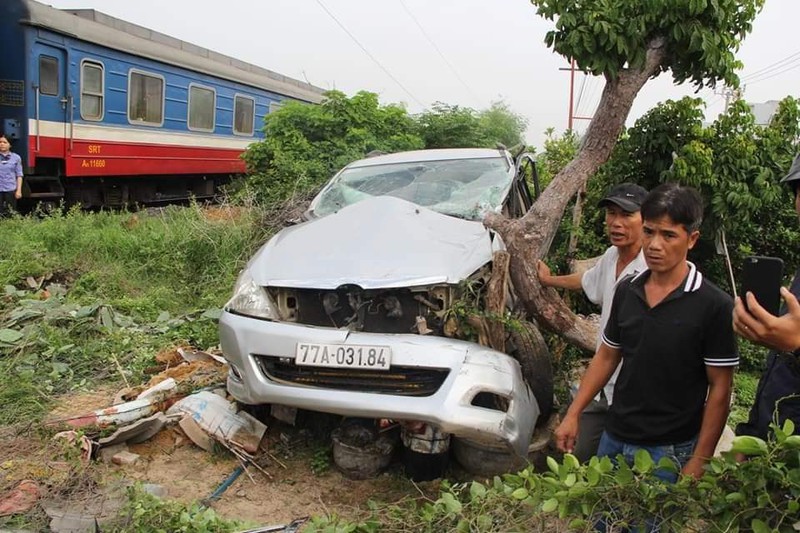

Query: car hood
[248,196,495,289]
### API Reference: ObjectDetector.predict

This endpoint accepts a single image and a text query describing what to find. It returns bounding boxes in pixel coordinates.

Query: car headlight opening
[224,271,280,320]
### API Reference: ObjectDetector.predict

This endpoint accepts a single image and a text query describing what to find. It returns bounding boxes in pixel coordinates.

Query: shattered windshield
[311,157,512,220]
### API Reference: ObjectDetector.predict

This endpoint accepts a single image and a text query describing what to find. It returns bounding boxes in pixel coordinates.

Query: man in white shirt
[538,182,648,461]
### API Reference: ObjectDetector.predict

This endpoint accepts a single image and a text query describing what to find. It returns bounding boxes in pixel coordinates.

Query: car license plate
[295,343,391,370]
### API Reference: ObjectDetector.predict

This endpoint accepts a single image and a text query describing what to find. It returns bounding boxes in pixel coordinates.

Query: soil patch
[3,388,440,528]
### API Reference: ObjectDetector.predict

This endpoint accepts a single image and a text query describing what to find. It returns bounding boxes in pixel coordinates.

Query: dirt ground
[0,385,454,529]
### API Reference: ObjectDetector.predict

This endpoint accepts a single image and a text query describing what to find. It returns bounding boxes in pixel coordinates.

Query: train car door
[33,45,69,162]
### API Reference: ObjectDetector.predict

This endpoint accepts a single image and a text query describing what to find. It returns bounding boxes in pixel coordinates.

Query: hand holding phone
[741,256,784,316]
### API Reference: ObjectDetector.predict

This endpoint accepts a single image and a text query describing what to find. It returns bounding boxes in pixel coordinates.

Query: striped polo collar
[629,261,703,293]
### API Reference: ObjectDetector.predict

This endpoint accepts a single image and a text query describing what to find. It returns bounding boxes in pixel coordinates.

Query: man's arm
[733,288,800,352]
[554,343,621,453]
[682,366,734,479]
[537,260,583,291]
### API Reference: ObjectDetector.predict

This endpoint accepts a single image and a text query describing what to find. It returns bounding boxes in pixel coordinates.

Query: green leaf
[587,466,601,486]
[511,488,529,500]
[563,453,580,470]
[469,481,487,501]
[440,492,462,514]
[615,465,634,484]
[98,306,115,330]
[750,519,770,533]
[201,308,223,320]
[725,492,745,503]
[782,436,800,450]
[569,519,589,529]
[547,456,560,474]
[783,418,796,436]
[0,328,23,345]
[730,435,768,456]
[634,449,654,473]
[542,498,559,513]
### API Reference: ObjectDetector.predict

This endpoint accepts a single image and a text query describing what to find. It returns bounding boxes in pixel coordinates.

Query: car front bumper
[219,311,538,456]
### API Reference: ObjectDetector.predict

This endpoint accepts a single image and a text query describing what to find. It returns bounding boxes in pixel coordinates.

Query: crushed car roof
[346,148,509,169]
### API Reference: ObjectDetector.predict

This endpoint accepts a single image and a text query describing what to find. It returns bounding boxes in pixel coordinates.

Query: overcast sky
[43,0,800,146]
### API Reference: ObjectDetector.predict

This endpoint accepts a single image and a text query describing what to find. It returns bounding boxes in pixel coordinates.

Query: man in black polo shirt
[555,183,738,481]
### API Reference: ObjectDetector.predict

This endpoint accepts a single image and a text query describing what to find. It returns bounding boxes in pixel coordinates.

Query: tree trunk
[485,38,666,353]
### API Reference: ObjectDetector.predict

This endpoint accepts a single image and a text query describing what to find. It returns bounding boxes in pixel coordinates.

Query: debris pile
[0,347,284,529]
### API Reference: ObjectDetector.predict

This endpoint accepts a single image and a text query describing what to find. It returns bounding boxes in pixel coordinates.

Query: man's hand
[554,413,579,453]
[537,260,553,286]
[14,189,21,200]
[733,287,800,352]
[680,456,706,480]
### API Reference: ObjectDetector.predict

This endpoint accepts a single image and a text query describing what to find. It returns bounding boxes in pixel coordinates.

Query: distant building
[748,100,781,126]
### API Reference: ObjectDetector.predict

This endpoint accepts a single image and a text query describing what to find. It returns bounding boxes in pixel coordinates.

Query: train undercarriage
[22,166,231,210]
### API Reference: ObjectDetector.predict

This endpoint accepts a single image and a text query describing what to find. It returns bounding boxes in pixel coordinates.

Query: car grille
[253,355,449,396]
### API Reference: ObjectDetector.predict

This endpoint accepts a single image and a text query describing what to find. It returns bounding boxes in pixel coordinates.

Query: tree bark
[485,37,667,353]
[485,251,510,351]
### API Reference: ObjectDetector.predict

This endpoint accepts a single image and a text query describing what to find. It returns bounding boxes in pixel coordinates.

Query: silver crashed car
[219,148,550,456]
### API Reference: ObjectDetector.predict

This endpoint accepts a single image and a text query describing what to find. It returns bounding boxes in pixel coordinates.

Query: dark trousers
[0,191,17,217]
[574,396,609,462]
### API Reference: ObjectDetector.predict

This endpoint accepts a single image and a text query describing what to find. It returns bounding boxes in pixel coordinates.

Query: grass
[730,370,761,428]
[0,202,274,425]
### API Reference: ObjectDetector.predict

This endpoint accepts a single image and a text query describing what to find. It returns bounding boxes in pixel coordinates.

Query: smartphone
[741,256,784,316]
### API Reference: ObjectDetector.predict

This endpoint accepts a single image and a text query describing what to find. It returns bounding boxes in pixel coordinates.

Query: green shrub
[309,423,800,532]
[108,485,244,533]
[0,203,270,424]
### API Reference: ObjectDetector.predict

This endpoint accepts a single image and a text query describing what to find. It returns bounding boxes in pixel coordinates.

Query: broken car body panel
[220,148,540,456]
[249,196,496,289]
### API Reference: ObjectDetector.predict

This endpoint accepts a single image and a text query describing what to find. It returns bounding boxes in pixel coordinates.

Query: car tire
[508,321,553,426]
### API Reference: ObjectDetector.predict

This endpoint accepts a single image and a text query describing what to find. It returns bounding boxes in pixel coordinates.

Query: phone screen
[741,256,784,316]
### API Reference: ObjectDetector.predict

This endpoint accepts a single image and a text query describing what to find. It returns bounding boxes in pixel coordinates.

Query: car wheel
[508,321,553,425]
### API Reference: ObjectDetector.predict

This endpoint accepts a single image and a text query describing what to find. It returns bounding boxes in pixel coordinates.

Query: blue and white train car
[0,0,324,206]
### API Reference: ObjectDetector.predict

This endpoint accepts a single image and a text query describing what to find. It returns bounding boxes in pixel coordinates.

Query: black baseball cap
[780,154,800,192]
[598,183,648,213]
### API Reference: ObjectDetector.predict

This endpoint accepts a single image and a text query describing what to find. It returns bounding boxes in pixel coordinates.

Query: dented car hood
[249,196,495,289]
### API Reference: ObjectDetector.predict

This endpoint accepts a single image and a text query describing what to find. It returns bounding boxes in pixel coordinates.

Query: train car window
[233,94,255,136]
[268,101,283,114]
[39,56,59,96]
[128,70,165,126]
[80,61,104,121]
[188,84,215,132]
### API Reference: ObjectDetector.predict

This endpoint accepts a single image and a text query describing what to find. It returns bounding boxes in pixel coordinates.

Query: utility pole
[559,59,596,260]
[559,59,594,131]
[568,58,575,130]
[715,84,744,111]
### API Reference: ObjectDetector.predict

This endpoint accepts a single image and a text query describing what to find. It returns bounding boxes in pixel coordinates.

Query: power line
[398,0,482,107]
[314,0,425,107]
[574,73,588,116]
[746,60,800,86]
[741,49,800,82]
[581,76,602,117]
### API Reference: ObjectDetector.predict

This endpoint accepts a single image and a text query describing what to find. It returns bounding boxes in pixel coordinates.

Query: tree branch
[485,36,667,352]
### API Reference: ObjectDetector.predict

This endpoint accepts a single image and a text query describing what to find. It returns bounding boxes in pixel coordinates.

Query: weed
[107,484,245,532]
[0,202,273,423]
[310,445,332,475]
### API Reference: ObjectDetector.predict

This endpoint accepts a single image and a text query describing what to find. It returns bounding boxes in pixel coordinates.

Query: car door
[504,153,538,218]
